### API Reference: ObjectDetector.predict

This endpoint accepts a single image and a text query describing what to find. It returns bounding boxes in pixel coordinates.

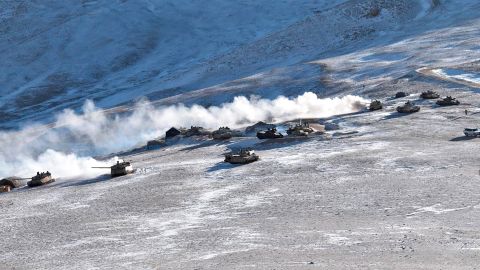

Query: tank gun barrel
[91,167,111,169]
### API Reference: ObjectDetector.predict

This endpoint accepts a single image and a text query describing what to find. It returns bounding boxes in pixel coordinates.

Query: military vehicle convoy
[436,96,460,106]
[257,128,283,139]
[420,90,440,99]
[397,101,420,113]
[0,172,55,191]
[225,149,259,164]
[369,100,383,111]
[93,161,134,177]
[27,172,55,187]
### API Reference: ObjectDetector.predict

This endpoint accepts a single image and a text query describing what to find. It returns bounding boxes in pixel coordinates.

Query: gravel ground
[2,91,480,269]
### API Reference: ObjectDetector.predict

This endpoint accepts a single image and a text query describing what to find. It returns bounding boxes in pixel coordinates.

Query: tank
[224,149,259,164]
[464,128,480,137]
[287,123,314,137]
[420,90,440,99]
[245,121,276,134]
[27,172,55,187]
[395,92,408,98]
[436,96,460,106]
[257,128,283,139]
[397,101,420,113]
[111,161,134,177]
[93,161,134,177]
[0,176,25,189]
[369,100,383,111]
[184,126,211,137]
[212,127,242,140]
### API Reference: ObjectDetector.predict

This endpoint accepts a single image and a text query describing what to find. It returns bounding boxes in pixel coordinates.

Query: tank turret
[436,96,460,106]
[420,90,440,99]
[397,101,420,113]
[224,148,259,164]
[395,92,408,98]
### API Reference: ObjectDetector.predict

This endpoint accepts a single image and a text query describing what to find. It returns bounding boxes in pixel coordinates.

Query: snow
[431,68,480,87]
[4,98,480,268]
[0,0,348,127]
[3,0,480,268]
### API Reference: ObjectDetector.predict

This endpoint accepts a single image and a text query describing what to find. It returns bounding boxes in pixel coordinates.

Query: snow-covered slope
[3,0,476,128]
[0,0,347,127]
[4,1,480,269]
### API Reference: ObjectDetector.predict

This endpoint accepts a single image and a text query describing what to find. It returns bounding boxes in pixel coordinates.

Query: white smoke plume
[0,92,368,179]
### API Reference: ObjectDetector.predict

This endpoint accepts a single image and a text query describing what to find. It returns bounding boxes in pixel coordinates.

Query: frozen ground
[3,90,480,269]
[3,0,480,269]
[4,0,478,127]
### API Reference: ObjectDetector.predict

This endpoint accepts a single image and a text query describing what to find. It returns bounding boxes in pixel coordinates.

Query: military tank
[27,172,55,187]
[184,126,211,137]
[0,176,25,190]
[397,101,420,113]
[369,100,383,111]
[395,92,408,98]
[257,128,283,139]
[93,161,134,177]
[224,149,259,164]
[464,128,480,137]
[245,121,276,134]
[212,127,233,140]
[436,96,460,106]
[420,90,440,99]
[287,123,314,137]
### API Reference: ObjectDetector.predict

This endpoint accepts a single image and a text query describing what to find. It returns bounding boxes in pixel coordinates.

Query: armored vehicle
[27,172,55,187]
[184,126,211,137]
[212,127,232,140]
[464,128,480,137]
[0,176,24,190]
[225,149,259,164]
[212,127,241,140]
[287,123,314,137]
[397,101,420,113]
[257,128,283,139]
[93,161,134,177]
[369,100,383,111]
[436,96,460,106]
[245,121,276,134]
[395,92,408,98]
[420,90,440,99]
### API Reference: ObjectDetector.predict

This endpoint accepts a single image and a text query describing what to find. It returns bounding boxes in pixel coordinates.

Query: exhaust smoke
[0,92,368,179]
